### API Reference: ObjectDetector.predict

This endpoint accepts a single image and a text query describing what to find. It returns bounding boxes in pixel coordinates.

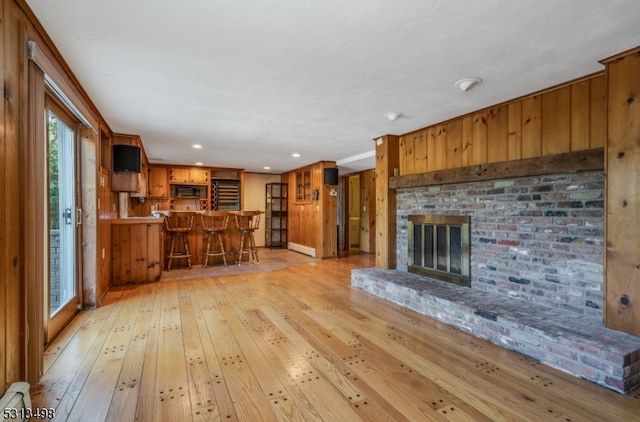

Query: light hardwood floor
[33,252,640,421]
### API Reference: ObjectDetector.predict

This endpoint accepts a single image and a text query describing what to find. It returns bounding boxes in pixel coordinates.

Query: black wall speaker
[112,144,141,173]
[324,167,338,185]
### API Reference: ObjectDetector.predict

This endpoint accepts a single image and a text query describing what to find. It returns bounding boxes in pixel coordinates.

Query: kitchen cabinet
[169,167,209,184]
[148,166,169,198]
[265,183,288,248]
[295,168,311,203]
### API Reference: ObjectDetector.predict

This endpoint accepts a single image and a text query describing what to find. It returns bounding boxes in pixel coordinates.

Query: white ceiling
[26,0,640,175]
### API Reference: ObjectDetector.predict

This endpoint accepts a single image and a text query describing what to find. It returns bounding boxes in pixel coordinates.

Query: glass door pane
[48,110,76,316]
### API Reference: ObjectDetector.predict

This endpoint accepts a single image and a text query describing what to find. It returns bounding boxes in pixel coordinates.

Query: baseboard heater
[288,242,316,258]
[1,382,31,422]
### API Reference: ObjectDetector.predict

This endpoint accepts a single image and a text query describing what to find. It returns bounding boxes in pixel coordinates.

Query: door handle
[76,208,82,227]
[64,208,73,226]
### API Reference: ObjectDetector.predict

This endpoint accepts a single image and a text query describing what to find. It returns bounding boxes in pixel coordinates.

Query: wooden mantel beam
[389,148,604,189]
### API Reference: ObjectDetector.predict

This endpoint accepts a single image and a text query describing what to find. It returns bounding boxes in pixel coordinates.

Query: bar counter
[158,210,243,269]
[113,210,248,280]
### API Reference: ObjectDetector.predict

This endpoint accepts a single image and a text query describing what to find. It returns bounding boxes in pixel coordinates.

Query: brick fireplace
[352,170,640,393]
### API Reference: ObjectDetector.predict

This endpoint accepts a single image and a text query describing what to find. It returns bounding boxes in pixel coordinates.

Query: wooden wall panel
[426,127,436,172]
[507,102,522,160]
[433,124,447,170]
[284,161,336,259]
[521,95,542,158]
[461,115,473,166]
[487,105,508,163]
[317,162,338,258]
[542,86,571,156]
[398,136,407,176]
[360,169,376,254]
[605,49,640,335]
[445,119,462,169]
[590,76,607,149]
[375,135,399,268]
[404,135,415,176]
[571,79,591,151]
[413,130,427,174]
[80,126,99,308]
[471,112,488,165]
[3,0,24,390]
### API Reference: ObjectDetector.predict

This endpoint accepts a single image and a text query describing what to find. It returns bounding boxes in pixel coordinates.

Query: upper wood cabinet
[295,167,312,203]
[147,166,169,199]
[169,167,209,184]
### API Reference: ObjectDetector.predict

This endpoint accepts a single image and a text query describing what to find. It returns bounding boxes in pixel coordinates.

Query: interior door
[46,97,81,343]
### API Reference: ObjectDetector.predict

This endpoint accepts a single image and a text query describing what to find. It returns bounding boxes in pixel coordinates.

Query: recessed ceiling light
[292,153,301,158]
[264,166,271,170]
[192,144,203,149]
[195,162,203,166]
[384,112,403,121]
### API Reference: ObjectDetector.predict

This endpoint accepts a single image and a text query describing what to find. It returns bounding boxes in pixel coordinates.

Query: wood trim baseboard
[389,148,604,189]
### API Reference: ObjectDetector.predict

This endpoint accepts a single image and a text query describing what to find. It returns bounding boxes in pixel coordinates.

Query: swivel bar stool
[230,210,262,265]
[201,211,229,266]
[164,211,194,270]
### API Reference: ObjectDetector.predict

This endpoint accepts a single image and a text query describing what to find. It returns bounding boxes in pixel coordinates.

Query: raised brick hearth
[352,268,640,393]
[352,171,640,393]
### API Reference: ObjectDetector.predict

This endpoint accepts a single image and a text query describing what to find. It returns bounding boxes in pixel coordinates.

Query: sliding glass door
[46,98,80,342]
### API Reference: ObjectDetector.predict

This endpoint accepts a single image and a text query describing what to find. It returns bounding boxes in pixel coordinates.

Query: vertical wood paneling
[24,60,46,387]
[461,115,473,166]
[590,75,607,149]
[605,50,640,335]
[433,124,447,170]
[404,134,415,176]
[80,126,98,308]
[472,112,488,165]
[413,130,428,173]
[398,136,407,176]
[507,102,522,160]
[283,162,336,259]
[426,127,436,172]
[0,6,7,392]
[319,162,338,258]
[571,80,591,151]
[337,176,346,254]
[487,106,509,162]
[375,135,399,268]
[397,75,605,178]
[521,95,542,158]
[446,119,462,169]
[360,169,376,254]
[3,0,23,387]
[542,86,571,155]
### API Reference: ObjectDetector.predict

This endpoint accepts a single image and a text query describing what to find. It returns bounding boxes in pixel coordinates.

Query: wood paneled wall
[2,0,21,392]
[284,161,338,259]
[359,169,376,254]
[1,0,109,389]
[604,48,640,336]
[375,135,399,268]
[398,74,606,176]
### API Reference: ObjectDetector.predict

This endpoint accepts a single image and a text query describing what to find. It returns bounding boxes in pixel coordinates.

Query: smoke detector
[384,112,403,121]
[454,77,482,93]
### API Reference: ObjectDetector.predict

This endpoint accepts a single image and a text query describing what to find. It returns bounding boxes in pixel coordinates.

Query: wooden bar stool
[230,210,262,265]
[164,211,194,270]
[201,211,229,266]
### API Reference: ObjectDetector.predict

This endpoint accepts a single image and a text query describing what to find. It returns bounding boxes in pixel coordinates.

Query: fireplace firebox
[408,215,470,287]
